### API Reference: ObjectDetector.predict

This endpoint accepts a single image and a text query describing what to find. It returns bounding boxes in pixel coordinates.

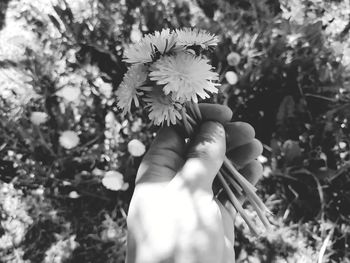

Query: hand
[126,104,263,263]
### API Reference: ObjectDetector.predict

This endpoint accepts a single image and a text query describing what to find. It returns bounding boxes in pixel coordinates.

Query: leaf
[282,140,301,163]
[53,4,73,24]
[53,6,64,20]
[270,138,281,156]
[289,168,313,176]
[60,0,74,22]
[48,15,61,31]
[0,143,6,151]
[276,95,295,125]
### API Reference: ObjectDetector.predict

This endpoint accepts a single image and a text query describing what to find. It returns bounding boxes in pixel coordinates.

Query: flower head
[102,171,128,191]
[127,139,146,157]
[94,77,112,98]
[144,89,182,126]
[116,64,148,115]
[145,29,177,55]
[68,191,80,199]
[59,130,80,149]
[149,52,219,102]
[56,86,81,102]
[175,28,218,49]
[30,111,48,125]
[225,71,238,85]
[123,40,154,64]
[124,29,177,64]
[226,52,241,66]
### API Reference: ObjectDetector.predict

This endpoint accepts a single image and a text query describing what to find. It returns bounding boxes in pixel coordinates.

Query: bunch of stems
[181,102,271,236]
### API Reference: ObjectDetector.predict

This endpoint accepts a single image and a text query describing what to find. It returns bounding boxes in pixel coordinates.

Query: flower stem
[218,171,259,236]
[185,113,197,127]
[192,102,202,120]
[221,167,243,195]
[186,102,200,123]
[181,107,193,136]
[223,157,268,213]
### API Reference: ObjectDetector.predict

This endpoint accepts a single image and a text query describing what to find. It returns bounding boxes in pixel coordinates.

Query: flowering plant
[116,28,270,235]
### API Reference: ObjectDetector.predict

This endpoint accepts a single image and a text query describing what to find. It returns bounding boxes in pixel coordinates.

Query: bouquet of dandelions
[116,28,270,235]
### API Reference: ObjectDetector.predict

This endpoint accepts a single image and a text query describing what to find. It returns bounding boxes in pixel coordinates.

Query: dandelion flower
[225,71,238,85]
[130,25,142,43]
[34,187,44,195]
[124,29,177,64]
[121,182,129,190]
[339,141,347,150]
[59,130,80,149]
[128,139,146,157]
[116,64,148,115]
[94,77,112,98]
[149,52,219,102]
[257,155,268,164]
[175,28,218,49]
[92,167,105,176]
[144,89,182,126]
[101,228,119,241]
[56,86,81,102]
[68,191,80,199]
[30,111,48,125]
[102,171,127,191]
[124,40,154,64]
[226,52,241,66]
[144,29,177,55]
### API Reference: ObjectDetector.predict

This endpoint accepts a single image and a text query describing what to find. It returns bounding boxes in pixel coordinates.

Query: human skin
[126,104,263,263]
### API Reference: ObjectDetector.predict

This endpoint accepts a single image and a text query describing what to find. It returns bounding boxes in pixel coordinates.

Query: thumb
[178,121,226,192]
[135,127,186,185]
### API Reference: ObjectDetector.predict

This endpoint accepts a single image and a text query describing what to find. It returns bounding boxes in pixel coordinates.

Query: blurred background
[0,0,350,262]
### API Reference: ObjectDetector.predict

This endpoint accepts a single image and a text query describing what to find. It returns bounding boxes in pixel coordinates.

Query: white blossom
[116,64,148,115]
[226,52,241,66]
[30,111,48,125]
[149,52,219,103]
[128,139,146,157]
[225,71,238,85]
[59,130,80,149]
[102,171,128,191]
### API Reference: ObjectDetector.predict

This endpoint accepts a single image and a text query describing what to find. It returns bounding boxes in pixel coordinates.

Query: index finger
[199,103,233,124]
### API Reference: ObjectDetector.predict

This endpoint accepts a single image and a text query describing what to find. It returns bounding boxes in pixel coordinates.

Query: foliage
[1,0,350,262]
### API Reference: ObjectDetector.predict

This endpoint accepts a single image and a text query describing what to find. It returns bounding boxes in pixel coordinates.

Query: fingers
[136,127,186,185]
[225,122,255,151]
[227,139,263,169]
[178,121,226,192]
[239,160,263,186]
[234,160,263,203]
[224,120,262,186]
[199,103,233,124]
